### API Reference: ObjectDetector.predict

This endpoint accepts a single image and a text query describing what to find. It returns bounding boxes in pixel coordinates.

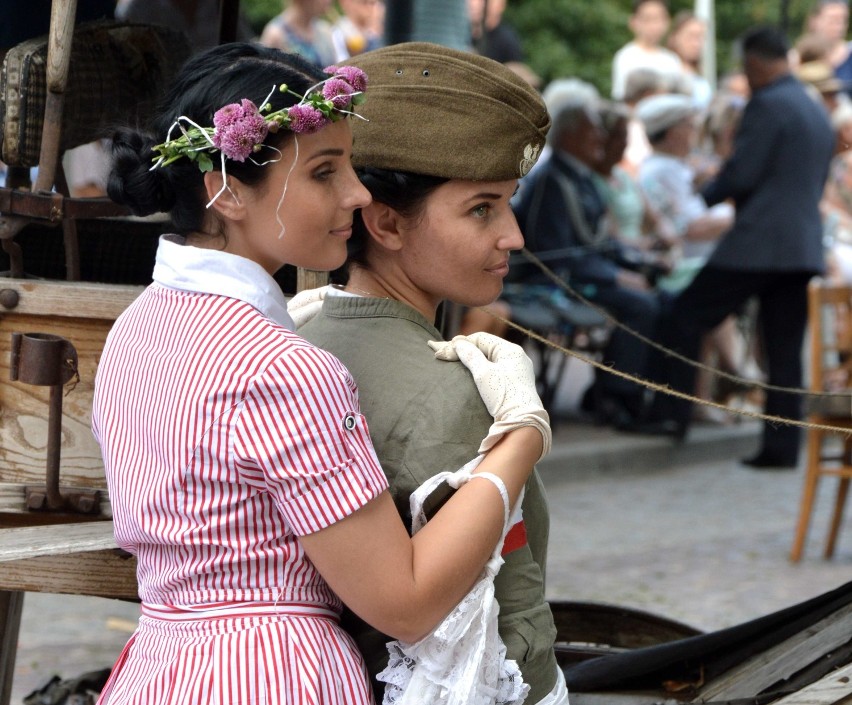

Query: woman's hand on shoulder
[428,333,550,460]
[287,285,332,328]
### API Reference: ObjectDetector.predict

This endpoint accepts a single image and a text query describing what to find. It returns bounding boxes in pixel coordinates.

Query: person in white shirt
[612,0,682,100]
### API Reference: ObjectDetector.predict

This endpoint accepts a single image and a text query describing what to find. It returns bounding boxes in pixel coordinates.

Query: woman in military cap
[296,42,568,704]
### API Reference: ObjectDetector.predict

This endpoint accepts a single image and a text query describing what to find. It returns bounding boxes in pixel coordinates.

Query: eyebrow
[466,191,505,201]
[306,148,346,162]
[465,188,518,202]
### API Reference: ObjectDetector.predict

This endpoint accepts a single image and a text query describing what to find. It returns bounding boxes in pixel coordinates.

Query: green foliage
[507,0,629,93]
[505,0,814,95]
[240,0,283,35]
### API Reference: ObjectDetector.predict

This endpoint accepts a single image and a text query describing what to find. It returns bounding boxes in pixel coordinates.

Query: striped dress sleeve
[232,343,389,536]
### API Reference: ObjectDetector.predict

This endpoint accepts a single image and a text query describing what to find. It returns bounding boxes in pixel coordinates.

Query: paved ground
[9,418,852,702]
[541,427,851,632]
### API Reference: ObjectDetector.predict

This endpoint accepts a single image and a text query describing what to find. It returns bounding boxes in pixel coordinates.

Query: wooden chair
[502,283,611,421]
[790,279,852,562]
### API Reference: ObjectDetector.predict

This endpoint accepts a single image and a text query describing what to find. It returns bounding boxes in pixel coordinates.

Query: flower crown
[150,65,368,172]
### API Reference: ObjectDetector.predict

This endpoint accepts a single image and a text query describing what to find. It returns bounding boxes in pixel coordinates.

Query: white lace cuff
[469,471,510,529]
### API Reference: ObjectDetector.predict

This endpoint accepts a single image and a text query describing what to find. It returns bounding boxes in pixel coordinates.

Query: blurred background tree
[504,0,814,92]
[242,0,280,34]
[240,0,823,92]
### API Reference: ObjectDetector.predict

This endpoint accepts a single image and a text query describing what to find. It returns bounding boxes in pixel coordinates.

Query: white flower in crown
[519,143,541,176]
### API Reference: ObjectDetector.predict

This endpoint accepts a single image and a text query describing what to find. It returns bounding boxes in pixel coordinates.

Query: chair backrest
[807,279,852,418]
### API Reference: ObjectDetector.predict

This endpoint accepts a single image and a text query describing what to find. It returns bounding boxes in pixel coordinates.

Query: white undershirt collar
[152,234,296,330]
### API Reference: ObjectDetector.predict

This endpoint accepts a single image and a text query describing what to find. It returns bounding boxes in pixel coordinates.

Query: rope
[519,247,848,400]
[484,308,852,436]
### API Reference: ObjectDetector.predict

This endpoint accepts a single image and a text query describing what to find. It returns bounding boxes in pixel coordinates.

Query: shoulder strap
[522,162,609,252]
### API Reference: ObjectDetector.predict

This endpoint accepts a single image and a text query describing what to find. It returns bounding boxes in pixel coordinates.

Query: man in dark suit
[512,79,662,426]
[641,25,835,468]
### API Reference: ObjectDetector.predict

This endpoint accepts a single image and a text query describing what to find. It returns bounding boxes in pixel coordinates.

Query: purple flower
[325,65,368,93]
[212,102,241,129]
[287,104,330,134]
[321,78,355,109]
[212,99,268,161]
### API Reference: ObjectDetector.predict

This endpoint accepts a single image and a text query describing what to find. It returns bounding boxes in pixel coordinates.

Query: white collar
[152,234,296,330]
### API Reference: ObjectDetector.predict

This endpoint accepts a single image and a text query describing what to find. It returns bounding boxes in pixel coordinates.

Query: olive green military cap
[345,42,550,180]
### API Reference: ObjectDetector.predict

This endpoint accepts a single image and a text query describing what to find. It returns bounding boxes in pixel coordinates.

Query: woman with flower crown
[92,42,549,704]
[296,43,569,704]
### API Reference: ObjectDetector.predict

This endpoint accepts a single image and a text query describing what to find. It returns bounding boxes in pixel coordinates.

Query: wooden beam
[0,524,137,601]
[296,269,328,293]
[0,522,118,562]
[0,552,137,601]
[0,280,142,319]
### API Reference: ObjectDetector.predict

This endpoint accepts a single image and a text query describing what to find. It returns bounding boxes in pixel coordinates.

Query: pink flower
[321,77,355,109]
[212,102,240,129]
[325,65,368,93]
[287,104,330,134]
[212,99,268,161]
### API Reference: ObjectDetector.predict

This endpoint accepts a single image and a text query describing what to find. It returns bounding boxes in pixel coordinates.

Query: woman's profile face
[394,178,523,309]
[671,18,705,64]
[234,120,371,273]
[812,2,849,44]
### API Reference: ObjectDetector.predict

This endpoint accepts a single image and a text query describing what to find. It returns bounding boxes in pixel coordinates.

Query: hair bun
[108,128,177,216]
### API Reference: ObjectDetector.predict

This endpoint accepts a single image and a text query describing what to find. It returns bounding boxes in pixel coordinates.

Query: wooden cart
[0,1,247,701]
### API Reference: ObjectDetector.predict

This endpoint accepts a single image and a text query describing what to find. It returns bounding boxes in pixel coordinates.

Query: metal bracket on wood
[9,332,100,515]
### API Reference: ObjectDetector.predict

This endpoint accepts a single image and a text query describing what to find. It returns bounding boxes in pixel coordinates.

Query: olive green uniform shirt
[300,295,558,703]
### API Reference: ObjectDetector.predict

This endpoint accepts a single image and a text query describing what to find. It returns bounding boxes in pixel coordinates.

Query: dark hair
[741,25,790,60]
[597,100,630,135]
[107,43,328,235]
[631,0,669,14]
[347,167,449,268]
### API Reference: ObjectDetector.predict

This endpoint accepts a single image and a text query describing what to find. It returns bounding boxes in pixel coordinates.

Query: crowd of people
[503,0,851,475]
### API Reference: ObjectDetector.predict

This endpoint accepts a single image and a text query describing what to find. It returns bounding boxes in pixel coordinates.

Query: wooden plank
[0,280,142,319]
[0,522,118,562]
[0,552,137,600]
[769,662,852,704]
[698,601,852,701]
[296,269,328,292]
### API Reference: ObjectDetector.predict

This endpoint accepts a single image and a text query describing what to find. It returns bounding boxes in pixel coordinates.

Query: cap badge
[520,143,542,176]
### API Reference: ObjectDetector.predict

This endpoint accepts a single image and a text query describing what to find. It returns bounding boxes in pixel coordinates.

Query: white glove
[287,285,331,328]
[429,332,551,461]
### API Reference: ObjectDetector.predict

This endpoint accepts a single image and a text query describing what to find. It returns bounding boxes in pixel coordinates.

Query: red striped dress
[92,236,388,704]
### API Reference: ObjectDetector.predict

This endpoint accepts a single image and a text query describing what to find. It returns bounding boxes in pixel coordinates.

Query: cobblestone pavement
[10,424,852,702]
[543,450,851,632]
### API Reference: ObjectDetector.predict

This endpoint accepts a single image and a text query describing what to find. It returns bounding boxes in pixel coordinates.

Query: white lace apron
[376,456,529,705]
